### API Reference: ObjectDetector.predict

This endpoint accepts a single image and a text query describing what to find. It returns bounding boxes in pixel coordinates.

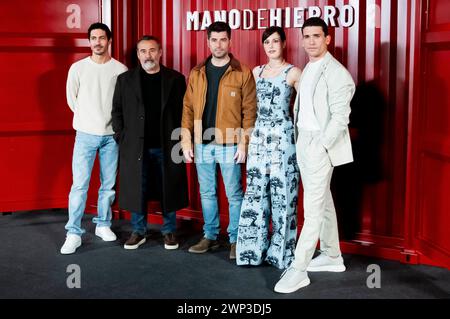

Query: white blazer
[293,52,356,166]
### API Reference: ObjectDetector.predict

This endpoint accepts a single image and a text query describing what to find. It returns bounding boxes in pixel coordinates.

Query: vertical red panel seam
[389,0,402,238]
[167,0,174,68]
[190,0,198,68]
[343,0,348,67]
[99,0,103,22]
[357,0,366,84]
[137,0,142,39]
[397,0,412,238]
[374,0,381,83]
[404,0,424,256]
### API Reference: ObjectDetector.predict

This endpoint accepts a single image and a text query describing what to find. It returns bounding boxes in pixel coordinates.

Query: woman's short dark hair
[87,22,112,40]
[262,26,286,43]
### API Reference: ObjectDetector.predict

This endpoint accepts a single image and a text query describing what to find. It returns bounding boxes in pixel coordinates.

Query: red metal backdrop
[1,0,448,269]
[0,0,106,212]
[404,0,450,268]
[111,0,450,268]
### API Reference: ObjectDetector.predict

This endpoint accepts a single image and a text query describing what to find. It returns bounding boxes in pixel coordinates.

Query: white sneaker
[95,226,117,242]
[307,253,346,272]
[274,266,310,293]
[60,234,82,255]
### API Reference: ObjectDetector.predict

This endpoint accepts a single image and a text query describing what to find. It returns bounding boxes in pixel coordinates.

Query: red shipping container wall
[0,0,106,211]
[1,0,449,269]
[112,0,450,268]
[405,0,450,268]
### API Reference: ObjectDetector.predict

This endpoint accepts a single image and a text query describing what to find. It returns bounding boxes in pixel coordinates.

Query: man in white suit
[274,17,356,293]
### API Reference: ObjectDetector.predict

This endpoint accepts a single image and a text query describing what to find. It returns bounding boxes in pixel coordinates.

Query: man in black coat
[112,35,188,250]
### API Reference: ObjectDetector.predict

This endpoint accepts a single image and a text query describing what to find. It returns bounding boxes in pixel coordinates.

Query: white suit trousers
[293,130,342,270]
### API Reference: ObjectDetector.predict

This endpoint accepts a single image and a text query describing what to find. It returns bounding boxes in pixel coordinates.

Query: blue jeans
[131,148,176,236]
[195,144,243,243]
[65,131,118,236]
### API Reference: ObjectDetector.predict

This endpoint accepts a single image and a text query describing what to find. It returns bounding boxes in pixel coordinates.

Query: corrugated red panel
[123,0,412,248]
[1,0,448,268]
[0,0,103,211]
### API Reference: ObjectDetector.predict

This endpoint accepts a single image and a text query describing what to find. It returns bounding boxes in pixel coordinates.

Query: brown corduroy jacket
[181,54,257,152]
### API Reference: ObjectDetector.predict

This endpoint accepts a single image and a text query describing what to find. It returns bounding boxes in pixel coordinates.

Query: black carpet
[0,210,449,299]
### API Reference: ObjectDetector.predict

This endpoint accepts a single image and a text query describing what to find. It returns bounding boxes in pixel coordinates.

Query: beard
[93,45,107,55]
[212,50,228,59]
[142,60,156,71]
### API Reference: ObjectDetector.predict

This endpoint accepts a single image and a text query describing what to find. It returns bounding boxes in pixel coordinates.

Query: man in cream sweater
[61,23,127,254]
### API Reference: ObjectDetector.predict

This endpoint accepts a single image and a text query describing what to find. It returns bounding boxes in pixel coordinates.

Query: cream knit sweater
[66,56,127,135]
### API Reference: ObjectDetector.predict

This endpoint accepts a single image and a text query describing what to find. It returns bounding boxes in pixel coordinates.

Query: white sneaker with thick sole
[307,253,346,272]
[95,226,117,242]
[274,266,310,293]
[60,234,82,254]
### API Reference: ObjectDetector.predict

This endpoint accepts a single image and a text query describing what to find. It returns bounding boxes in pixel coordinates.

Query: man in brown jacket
[181,21,257,259]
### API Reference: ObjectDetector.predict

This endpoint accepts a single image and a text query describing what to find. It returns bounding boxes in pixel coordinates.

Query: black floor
[0,210,449,299]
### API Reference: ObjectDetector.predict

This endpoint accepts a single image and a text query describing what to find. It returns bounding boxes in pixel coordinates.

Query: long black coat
[112,65,188,213]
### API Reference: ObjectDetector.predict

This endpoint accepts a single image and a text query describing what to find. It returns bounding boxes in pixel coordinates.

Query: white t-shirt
[66,56,128,135]
[298,58,323,131]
